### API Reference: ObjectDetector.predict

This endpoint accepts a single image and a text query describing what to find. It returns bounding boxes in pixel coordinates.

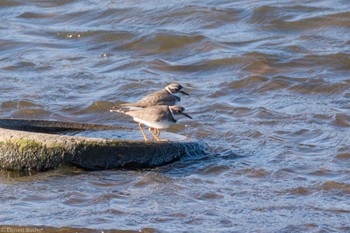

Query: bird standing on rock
[114,105,192,141]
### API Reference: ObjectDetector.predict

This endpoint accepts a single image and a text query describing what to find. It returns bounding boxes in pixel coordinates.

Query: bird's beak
[180,90,189,96]
[182,112,192,119]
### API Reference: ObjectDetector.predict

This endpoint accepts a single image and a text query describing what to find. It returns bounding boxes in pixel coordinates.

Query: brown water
[1,0,350,232]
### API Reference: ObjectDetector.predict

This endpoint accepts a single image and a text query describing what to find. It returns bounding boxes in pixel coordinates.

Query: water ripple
[1,0,350,231]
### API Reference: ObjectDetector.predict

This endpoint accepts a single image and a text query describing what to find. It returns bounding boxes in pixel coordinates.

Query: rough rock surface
[0,119,208,171]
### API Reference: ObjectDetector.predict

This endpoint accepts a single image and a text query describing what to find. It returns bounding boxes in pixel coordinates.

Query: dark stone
[0,119,208,171]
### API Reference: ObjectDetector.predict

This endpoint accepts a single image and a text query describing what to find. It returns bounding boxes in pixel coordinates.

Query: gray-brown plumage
[115,105,192,141]
[111,83,188,111]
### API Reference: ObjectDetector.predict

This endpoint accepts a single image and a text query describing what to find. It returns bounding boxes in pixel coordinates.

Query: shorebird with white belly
[114,105,192,141]
[110,82,189,111]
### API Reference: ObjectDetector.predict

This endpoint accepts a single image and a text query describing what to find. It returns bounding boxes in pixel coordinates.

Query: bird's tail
[110,104,142,113]
[110,105,126,113]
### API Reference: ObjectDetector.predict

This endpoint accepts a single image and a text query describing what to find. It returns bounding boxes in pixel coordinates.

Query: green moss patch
[0,139,67,171]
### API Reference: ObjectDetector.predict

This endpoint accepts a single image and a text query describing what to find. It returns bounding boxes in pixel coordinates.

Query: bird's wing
[131,90,175,107]
[127,106,169,122]
[156,94,179,105]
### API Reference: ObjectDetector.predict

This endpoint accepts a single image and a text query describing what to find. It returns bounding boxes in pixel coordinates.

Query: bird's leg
[149,128,160,141]
[156,128,161,137]
[155,129,169,142]
[149,128,157,141]
[138,123,149,141]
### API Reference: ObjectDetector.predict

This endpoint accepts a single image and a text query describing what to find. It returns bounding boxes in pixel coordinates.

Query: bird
[110,82,189,111]
[114,105,192,141]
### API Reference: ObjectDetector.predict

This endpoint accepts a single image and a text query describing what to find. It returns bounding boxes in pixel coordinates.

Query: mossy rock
[0,119,208,171]
[0,139,66,171]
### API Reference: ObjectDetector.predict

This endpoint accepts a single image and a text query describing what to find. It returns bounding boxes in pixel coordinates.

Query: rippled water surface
[1,0,350,232]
